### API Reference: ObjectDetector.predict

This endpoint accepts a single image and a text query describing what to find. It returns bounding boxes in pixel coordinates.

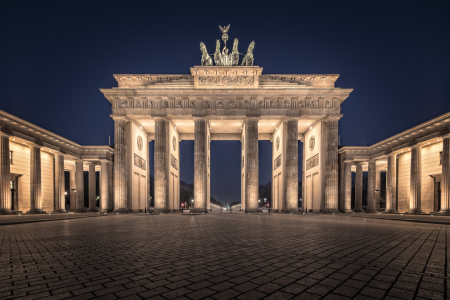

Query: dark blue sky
[1,0,449,202]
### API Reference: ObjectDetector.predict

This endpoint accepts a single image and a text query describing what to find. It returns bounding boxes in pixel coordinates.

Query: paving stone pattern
[0,213,449,299]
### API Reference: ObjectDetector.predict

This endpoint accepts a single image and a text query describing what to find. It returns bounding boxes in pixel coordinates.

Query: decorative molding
[170,154,178,170]
[274,154,282,170]
[134,154,146,170]
[198,76,254,87]
[306,154,319,170]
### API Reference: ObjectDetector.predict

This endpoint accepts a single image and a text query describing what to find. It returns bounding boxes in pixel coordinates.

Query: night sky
[2,0,449,203]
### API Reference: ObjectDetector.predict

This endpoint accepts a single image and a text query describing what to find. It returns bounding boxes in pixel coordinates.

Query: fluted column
[88,163,97,212]
[194,117,208,213]
[324,118,339,213]
[285,119,298,212]
[27,145,45,214]
[74,159,85,213]
[344,162,352,212]
[99,161,110,213]
[354,163,363,212]
[114,117,127,212]
[53,153,67,213]
[439,136,450,214]
[0,133,15,214]
[154,118,168,211]
[302,137,306,212]
[69,168,76,211]
[385,154,398,213]
[147,134,151,212]
[366,159,377,213]
[108,162,114,211]
[409,145,422,214]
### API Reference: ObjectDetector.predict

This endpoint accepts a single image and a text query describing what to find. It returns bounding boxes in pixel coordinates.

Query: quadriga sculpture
[200,42,213,66]
[241,41,255,66]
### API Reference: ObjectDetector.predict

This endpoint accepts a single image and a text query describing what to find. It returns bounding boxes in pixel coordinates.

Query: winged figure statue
[241,41,255,66]
[219,24,230,46]
[219,24,230,33]
[199,42,213,66]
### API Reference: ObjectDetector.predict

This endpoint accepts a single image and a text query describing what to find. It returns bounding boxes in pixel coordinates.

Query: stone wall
[10,142,31,212]
[421,143,442,213]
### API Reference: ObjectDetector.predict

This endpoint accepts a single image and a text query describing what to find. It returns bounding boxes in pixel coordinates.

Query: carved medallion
[309,135,315,151]
[276,136,280,151]
[137,136,143,151]
[173,136,176,151]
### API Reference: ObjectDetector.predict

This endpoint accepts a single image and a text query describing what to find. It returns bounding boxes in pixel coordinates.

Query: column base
[26,209,47,214]
[113,208,129,214]
[353,208,364,212]
[344,209,354,213]
[284,209,299,213]
[73,209,86,213]
[323,209,339,214]
[0,209,21,215]
[384,209,399,213]
[87,208,97,212]
[437,210,450,215]
[191,209,208,214]
[52,209,68,213]
[365,209,377,213]
[408,209,422,214]
[99,209,112,213]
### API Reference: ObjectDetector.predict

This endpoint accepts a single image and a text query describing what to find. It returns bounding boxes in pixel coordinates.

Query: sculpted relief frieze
[113,96,339,111]
[198,75,254,86]
[306,154,319,170]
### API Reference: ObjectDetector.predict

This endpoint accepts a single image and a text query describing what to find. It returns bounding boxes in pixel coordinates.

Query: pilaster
[244,117,260,213]
[69,168,76,211]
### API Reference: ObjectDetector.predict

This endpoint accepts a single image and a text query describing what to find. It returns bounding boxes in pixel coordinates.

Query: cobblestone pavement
[0,213,448,300]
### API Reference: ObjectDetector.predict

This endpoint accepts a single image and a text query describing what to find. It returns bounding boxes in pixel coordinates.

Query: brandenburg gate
[99,26,353,213]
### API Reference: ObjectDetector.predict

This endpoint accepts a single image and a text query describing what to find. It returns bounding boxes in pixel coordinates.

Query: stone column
[302,137,306,212]
[338,156,345,212]
[0,133,15,214]
[194,117,208,213]
[324,118,339,213]
[113,117,127,212]
[99,161,110,213]
[409,145,422,214]
[74,159,85,213]
[87,163,97,212]
[344,161,352,212]
[385,153,398,213]
[440,136,450,214]
[69,168,76,211]
[285,119,298,213]
[27,145,46,214]
[366,159,377,213]
[375,170,381,211]
[154,117,168,212]
[108,161,114,211]
[147,134,151,212]
[354,163,363,212]
[53,153,67,213]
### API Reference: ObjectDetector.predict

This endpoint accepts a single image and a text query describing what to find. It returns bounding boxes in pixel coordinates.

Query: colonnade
[343,135,450,214]
[0,132,112,214]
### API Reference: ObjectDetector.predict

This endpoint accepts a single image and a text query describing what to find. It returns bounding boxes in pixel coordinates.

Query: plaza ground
[0,213,448,300]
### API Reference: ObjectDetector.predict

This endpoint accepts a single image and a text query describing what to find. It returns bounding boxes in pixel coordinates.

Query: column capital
[110,115,128,122]
[324,114,343,122]
[153,116,169,122]
[193,116,208,121]
[439,133,450,139]
[0,131,12,138]
[245,116,260,122]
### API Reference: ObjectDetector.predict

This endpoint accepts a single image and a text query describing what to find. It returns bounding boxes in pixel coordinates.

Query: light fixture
[174,126,177,129]
[310,126,313,130]
[12,138,15,141]
[140,126,142,129]
[276,126,277,130]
